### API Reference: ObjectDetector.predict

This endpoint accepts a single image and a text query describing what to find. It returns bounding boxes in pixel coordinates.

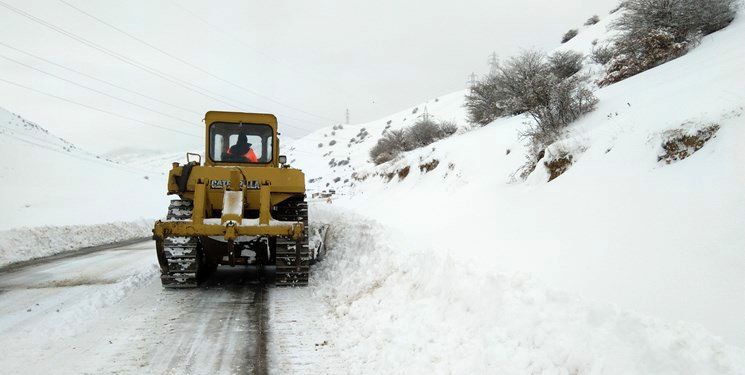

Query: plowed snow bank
[0,220,152,267]
[311,207,745,374]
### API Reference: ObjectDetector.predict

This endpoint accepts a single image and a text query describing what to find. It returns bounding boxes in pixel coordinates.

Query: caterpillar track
[274,199,310,286]
[157,200,200,288]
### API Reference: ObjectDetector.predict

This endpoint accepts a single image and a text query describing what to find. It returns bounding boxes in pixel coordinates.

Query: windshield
[209,122,274,163]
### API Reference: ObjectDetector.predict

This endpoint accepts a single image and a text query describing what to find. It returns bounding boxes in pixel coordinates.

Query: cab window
[209,122,273,163]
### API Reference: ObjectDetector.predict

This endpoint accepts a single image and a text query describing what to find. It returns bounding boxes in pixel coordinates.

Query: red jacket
[228,147,258,162]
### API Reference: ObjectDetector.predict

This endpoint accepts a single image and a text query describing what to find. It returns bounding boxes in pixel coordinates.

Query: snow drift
[0,220,152,267]
[312,208,745,374]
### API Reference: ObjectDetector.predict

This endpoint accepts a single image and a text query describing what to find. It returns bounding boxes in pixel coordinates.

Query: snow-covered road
[1,213,742,374]
[0,241,335,375]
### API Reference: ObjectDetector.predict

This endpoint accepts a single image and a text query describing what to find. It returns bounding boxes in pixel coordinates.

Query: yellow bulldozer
[152,111,317,288]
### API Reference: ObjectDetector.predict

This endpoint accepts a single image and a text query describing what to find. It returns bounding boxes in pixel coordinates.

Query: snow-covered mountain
[0,106,172,230]
[0,107,174,265]
[286,6,745,372]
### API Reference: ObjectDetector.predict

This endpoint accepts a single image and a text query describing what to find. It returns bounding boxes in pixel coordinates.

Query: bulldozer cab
[205,111,279,167]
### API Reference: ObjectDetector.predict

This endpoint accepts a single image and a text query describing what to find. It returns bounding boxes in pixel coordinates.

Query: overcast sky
[0,0,618,154]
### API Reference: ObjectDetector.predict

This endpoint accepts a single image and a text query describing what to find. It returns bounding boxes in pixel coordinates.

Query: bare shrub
[561,29,578,43]
[464,75,509,125]
[369,120,459,164]
[549,50,584,79]
[369,129,407,165]
[591,44,615,65]
[615,0,736,41]
[405,119,441,150]
[438,121,458,138]
[600,0,737,85]
[497,51,597,170]
[585,15,600,25]
[464,49,596,157]
[485,50,549,115]
[497,50,595,125]
[599,30,688,86]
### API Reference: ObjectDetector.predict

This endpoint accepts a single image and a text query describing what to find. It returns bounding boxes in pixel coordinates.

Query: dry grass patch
[658,124,719,164]
[544,152,574,182]
[418,159,440,173]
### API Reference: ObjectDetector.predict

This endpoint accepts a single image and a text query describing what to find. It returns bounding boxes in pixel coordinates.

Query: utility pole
[466,72,477,88]
[488,52,499,76]
[345,108,350,125]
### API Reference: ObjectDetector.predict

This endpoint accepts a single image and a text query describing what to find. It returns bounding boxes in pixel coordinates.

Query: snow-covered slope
[287,7,745,372]
[0,107,171,265]
[287,89,468,196]
[104,147,192,176]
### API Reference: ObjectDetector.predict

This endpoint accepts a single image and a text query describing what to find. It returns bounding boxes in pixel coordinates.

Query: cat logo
[209,179,260,190]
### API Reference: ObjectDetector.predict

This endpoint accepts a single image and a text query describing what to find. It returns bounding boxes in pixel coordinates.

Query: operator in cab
[227,132,258,162]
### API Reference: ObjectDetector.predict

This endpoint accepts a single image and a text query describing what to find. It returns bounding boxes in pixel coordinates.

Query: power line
[168,1,287,67]
[0,76,200,138]
[169,0,368,110]
[0,52,200,128]
[0,43,321,141]
[0,126,163,176]
[56,0,337,124]
[0,40,201,116]
[169,0,347,122]
[0,0,322,137]
[0,72,328,145]
[0,1,235,111]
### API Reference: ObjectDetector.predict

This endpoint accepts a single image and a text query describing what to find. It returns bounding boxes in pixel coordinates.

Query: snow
[0,220,152,267]
[310,207,745,374]
[0,106,171,231]
[281,4,745,370]
[0,106,172,265]
[202,218,291,226]
[222,190,243,218]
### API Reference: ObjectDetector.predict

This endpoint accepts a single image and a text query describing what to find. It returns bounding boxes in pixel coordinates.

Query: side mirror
[279,155,287,165]
[186,152,201,165]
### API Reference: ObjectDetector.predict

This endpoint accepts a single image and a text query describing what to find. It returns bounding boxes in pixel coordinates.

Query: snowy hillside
[287,89,468,196]
[104,147,194,176]
[287,6,745,372]
[0,107,171,265]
